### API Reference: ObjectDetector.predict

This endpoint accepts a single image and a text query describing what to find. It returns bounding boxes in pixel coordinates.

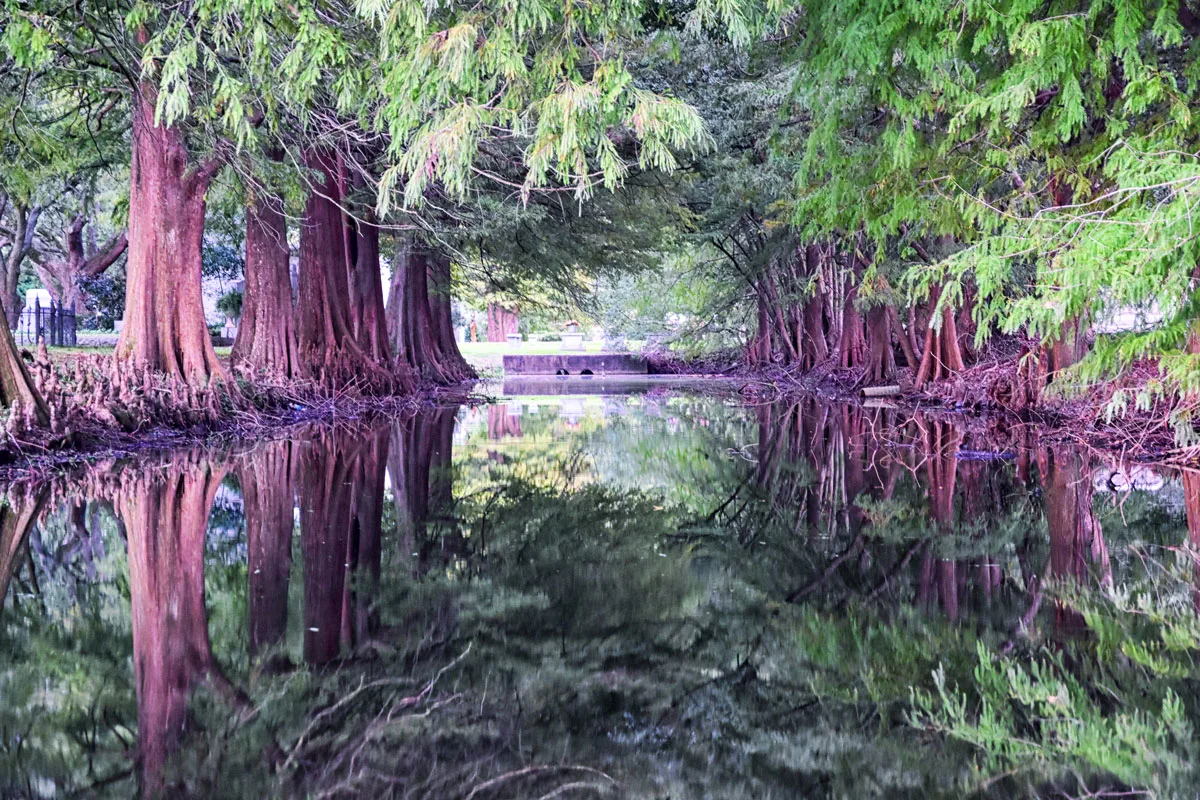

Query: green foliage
[216,288,243,320]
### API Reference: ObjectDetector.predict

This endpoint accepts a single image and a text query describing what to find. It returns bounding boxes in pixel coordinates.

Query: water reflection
[2,389,1200,797]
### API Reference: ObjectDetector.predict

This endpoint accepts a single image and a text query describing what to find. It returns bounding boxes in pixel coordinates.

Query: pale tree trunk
[33,215,127,309]
[232,189,298,379]
[117,83,223,384]
[1,202,42,327]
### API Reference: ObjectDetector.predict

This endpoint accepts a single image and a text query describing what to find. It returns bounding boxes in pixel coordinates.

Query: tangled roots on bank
[30,350,246,434]
[0,346,444,466]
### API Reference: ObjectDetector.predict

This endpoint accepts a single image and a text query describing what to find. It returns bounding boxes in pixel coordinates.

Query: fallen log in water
[862,385,901,398]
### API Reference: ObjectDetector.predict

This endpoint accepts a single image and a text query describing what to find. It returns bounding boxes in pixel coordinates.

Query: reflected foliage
[2,391,1200,797]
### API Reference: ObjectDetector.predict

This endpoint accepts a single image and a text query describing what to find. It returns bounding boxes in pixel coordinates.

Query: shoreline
[0,356,1189,485]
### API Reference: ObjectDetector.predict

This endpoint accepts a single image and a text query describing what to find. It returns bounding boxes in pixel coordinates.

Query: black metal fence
[12,301,77,347]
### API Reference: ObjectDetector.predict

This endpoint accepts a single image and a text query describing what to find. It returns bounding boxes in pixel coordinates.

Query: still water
[2,378,1199,798]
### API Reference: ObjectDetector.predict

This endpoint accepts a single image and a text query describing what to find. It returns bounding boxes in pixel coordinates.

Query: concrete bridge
[502,353,648,376]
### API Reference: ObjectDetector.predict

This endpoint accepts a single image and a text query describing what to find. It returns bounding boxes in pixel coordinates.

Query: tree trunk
[486,303,519,342]
[296,148,396,393]
[752,281,772,365]
[388,237,475,384]
[800,245,830,369]
[864,304,896,384]
[238,440,295,655]
[2,202,41,327]
[0,322,49,425]
[428,251,475,380]
[351,216,393,365]
[839,280,867,369]
[1047,315,1089,375]
[913,287,967,389]
[232,188,298,380]
[117,83,223,384]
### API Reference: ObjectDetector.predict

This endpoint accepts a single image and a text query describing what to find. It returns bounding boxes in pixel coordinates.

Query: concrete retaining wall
[503,353,648,375]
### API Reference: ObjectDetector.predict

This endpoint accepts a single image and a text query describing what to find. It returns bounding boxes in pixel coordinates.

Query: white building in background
[23,288,52,311]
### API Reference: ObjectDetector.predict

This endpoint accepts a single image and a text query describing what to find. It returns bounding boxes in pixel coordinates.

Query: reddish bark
[238,441,295,655]
[864,304,896,383]
[387,238,475,384]
[839,285,867,370]
[119,457,241,791]
[117,82,224,384]
[1040,447,1111,634]
[297,148,397,393]
[428,251,475,380]
[486,302,520,342]
[232,188,299,380]
[297,426,390,663]
[913,287,967,389]
[350,214,392,365]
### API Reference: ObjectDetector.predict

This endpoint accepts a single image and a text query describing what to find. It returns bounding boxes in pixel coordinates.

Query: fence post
[33,298,41,346]
[50,302,58,347]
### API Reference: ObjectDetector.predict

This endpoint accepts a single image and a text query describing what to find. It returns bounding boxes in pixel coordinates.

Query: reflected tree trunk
[1181,469,1200,613]
[387,407,461,576]
[117,456,239,792]
[1040,446,1110,634]
[298,426,391,663]
[298,432,357,665]
[0,488,49,611]
[350,427,389,643]
[238,440,295,656]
